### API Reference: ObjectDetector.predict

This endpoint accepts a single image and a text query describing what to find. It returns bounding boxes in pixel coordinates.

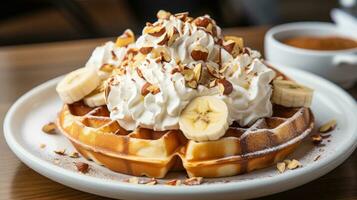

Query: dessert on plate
[56,10,314,178]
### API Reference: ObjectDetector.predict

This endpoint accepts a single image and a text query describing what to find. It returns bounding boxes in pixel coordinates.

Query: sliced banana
[56,67,100,104]
[179,96,229,142]
[84,92,106,107]
[272,79,313,107]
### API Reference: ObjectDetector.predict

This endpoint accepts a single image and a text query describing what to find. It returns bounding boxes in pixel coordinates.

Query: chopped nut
[314,155,321,161]
[40,144,46,149]
[144,26,166,37]
[191,45,209,61]
[171,67,181,74]
[141,83,160,96]
[224,36,244,49]
[208,79,217,88]
[139,178,158,185]
[184,177,203,185]
[167,27,179,46]
[217,79,233,95]
[54,149,66,156]
[42,122,57,134]
[311,134,323,145]
[277,162,286,173]
[193,17,211,28]
[319,119,337,133]
[69,152,80,158]
[151,47,171,62]
[100,64,114,73]
[166,179,181,186]
[287,159,301,170]
[75,162,89,173]
[116,29,135,47]
[187,80,198,89]
[139,46,153,55]
[157,10,171,19]
[128,177,139,184]
[182,69,194,81]
[136,68,144,79]
[174,12,189,21]
[206,63,222,78]
[193,63,202,82]
[222,40,236,54]
[157,34,169,46]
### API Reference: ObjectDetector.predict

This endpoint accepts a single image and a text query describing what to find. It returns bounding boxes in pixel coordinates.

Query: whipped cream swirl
[96,12,276,131]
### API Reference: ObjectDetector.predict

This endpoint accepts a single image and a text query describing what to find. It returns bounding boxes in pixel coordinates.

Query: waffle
[57,101,314,178]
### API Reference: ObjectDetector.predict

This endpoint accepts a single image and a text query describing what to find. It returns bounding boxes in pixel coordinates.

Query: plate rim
[3,67,357,199]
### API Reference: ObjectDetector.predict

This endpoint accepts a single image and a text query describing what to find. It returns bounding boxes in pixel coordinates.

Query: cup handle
[333,54,357,66]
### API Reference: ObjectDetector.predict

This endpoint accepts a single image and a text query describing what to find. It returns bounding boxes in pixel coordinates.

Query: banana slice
[56,67,100,104]
[84,92,106,107]
[179,96,229,142]
[272,79,313,107]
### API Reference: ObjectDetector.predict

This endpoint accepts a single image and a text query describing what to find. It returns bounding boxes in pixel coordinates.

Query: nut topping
[139,46,153,55]
[319,119,337,133]
[144,26,166,37]
[206,63,222,79]
[191,45,209,61]
[116,29,135,47]
[187,80,198,89]
[193,63,202,82]
[69,152,80,158]
[42,122,57,134]
[157,10,171,19]
[167,27,179,46]
[193,17,211,27]
[217,79,233,95]
[141,83,160,96]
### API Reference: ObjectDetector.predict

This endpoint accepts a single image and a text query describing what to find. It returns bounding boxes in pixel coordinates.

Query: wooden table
[0,27,356,200]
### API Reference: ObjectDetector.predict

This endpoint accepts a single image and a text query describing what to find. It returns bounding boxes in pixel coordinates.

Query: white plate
[4,66,357,200]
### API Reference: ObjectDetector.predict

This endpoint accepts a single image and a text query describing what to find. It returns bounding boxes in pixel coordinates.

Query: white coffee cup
[265,22,357,88]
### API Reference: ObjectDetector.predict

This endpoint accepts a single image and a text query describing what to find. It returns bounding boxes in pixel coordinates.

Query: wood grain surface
[0,26,356,200]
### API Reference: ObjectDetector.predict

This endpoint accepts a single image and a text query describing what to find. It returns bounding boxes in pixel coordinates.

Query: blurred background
[0,0,347,46]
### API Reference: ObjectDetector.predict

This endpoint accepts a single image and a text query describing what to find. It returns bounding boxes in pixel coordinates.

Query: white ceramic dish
[265,22,357,88]
[4,65,357,200]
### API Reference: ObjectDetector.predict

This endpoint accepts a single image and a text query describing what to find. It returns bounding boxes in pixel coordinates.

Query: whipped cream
[99,12,276,131]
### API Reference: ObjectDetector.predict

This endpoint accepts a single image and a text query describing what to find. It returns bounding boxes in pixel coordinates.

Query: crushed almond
[191,45,209,61]
[54,149,66,156]
[39,143,46,149]
[184,177,203,185]
[319,119,337,133]
[139,178,158,185]
[287,159,301,170]
[311,134,323,145]
[314,155,321,161]
[166,179,182,186]
[75,162,89,173]
[42,122,57,134]
[217,79,233,95]
[277,162,286,173]
[69,152,80,158]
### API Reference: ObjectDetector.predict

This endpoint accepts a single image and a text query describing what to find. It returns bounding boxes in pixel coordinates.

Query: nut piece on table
[319,119,337,133]
[116,29,135,47]
[42,122,57,134]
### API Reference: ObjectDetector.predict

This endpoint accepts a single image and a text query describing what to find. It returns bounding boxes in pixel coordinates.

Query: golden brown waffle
[57,102,314,178]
